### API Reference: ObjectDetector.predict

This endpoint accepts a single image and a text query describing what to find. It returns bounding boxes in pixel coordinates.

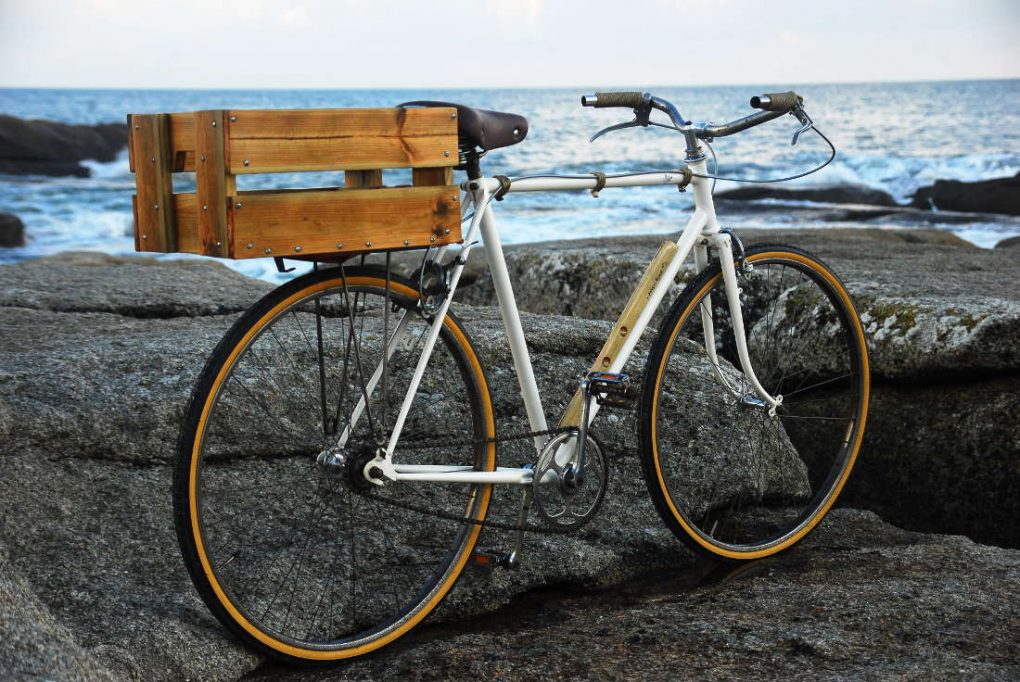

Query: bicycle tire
[640,244,870,561]
[173,265,496,662]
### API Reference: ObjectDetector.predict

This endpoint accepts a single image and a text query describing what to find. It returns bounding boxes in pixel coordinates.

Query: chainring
[532,431,608,531]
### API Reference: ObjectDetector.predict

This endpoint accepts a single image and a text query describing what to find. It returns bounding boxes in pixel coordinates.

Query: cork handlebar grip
[581,92,647,109]
[750,91,803,112]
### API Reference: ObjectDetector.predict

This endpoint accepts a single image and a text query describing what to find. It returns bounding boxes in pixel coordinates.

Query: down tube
[605,209,709,376]
[581,208,710,429]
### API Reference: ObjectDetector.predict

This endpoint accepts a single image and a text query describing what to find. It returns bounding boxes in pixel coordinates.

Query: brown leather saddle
[400,101,529,152]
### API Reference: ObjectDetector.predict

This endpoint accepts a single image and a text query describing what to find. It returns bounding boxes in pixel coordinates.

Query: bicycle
[172,90,870,662]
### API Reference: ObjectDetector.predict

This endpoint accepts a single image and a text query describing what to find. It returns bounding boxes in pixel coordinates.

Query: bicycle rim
[173,267,495,661]
[642,245,870,560]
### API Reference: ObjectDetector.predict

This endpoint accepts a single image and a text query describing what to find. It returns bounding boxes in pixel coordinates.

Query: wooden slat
[168,112,196,171]
[129,114,176,252]
[412,167,454,186]
[559,241,679,427]
[226,108,458,174]
[126,114,135,172]
[231,185,461,259]
[153,108,458,174]
[194,110,233,257]
[345,169,383,189]
[172,193,201,254]
[131,195,139,250]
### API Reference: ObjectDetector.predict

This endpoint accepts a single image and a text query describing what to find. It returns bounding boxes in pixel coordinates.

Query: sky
[0,0,1017,89]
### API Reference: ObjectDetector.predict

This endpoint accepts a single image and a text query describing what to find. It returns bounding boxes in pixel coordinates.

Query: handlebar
[581,89,806,142]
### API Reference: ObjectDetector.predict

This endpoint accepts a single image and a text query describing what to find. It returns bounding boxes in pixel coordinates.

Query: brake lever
[589,102,653,142]
[590,120,639,142]
[790,105,814,146]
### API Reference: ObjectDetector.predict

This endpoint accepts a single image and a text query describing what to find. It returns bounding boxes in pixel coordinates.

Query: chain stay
[350,425,582,535]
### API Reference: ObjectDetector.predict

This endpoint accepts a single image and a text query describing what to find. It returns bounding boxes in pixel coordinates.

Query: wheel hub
[316,443,346,478]
[344,448,380,491]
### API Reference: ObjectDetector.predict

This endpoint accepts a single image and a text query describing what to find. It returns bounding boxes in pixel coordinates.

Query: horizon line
[1,76,1018,92]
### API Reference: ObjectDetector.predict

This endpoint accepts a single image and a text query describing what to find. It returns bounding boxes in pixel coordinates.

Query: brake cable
[493,126,836,188]
[691,126,837,185]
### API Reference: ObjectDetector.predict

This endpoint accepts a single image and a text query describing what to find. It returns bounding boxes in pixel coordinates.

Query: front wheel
[640,244,870,561]
[173,265,496,662]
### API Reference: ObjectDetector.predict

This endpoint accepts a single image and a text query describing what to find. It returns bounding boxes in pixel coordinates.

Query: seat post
[462,150,483,181]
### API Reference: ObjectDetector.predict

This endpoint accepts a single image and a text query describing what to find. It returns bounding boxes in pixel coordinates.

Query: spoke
[225,373,314,443]
[279,479,340,634]
[340,270,378,441]
[366,497,407,617]
[347,489,358,631]
[259,488,332,624]
[314,293,330,436]
[267,324,328,437]
[323,484,344,640]
[331,306,357,437]
[243,485,330,623]
[383,253,391,432]
[781,372,854,400]
[779,413,851,421]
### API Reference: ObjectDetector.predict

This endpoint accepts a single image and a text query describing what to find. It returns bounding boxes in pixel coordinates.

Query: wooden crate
[128,107,461,259]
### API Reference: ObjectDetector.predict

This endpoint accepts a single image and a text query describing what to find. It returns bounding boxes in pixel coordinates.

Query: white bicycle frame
[362,155,780,487]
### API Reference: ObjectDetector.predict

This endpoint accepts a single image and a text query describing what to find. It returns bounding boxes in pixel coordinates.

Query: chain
[347,425,582,535]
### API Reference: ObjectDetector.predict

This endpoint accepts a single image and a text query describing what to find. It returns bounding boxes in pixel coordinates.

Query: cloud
[488,0,544,24]
[780,30,801,46]
[280,5,309,27]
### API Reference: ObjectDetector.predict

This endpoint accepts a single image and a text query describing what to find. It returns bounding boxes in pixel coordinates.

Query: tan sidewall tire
[640,246,870,561]
[173,268,496,661]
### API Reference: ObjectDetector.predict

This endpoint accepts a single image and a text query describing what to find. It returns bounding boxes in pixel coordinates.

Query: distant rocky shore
[1,228,1018,681]
[714,173,1020,216]
[0,114,126,177]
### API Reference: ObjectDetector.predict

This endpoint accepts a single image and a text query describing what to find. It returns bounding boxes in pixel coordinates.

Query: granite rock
[0,212,25,248]
[0,115,127,178]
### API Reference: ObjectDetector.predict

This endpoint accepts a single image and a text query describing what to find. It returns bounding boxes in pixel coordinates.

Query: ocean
[1,80,1018,283]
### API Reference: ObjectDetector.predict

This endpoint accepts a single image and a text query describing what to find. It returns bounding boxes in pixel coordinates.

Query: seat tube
[478,200,549,451]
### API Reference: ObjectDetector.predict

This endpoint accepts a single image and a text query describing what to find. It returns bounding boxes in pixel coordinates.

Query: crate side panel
[194,110,232,257]
[130,114,176,252]
[226,108,458,173]
[345,169,383,188]
[172,193,202,254]
[168,112,197,172]
[231,186,461,258]
[227,107,457,139]
[412,167,454,186]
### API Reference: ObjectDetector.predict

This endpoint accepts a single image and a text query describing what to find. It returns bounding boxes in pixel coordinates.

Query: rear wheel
[640,245,870,561]
[174,265,495,662]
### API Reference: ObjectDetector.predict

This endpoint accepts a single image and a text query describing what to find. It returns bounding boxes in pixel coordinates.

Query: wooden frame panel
[412,167,455,186]
[168,113,197,172]
[194,110,234,257]
[172,193,201,254]
[129,113,176,252]
[226,108,457,174]
[130,106,462,259]
[345,169,383,189]
[231,186,460,259]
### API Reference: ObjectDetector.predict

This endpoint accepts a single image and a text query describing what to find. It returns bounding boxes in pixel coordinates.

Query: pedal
[586,371,638,409]
[470,548,513,569]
